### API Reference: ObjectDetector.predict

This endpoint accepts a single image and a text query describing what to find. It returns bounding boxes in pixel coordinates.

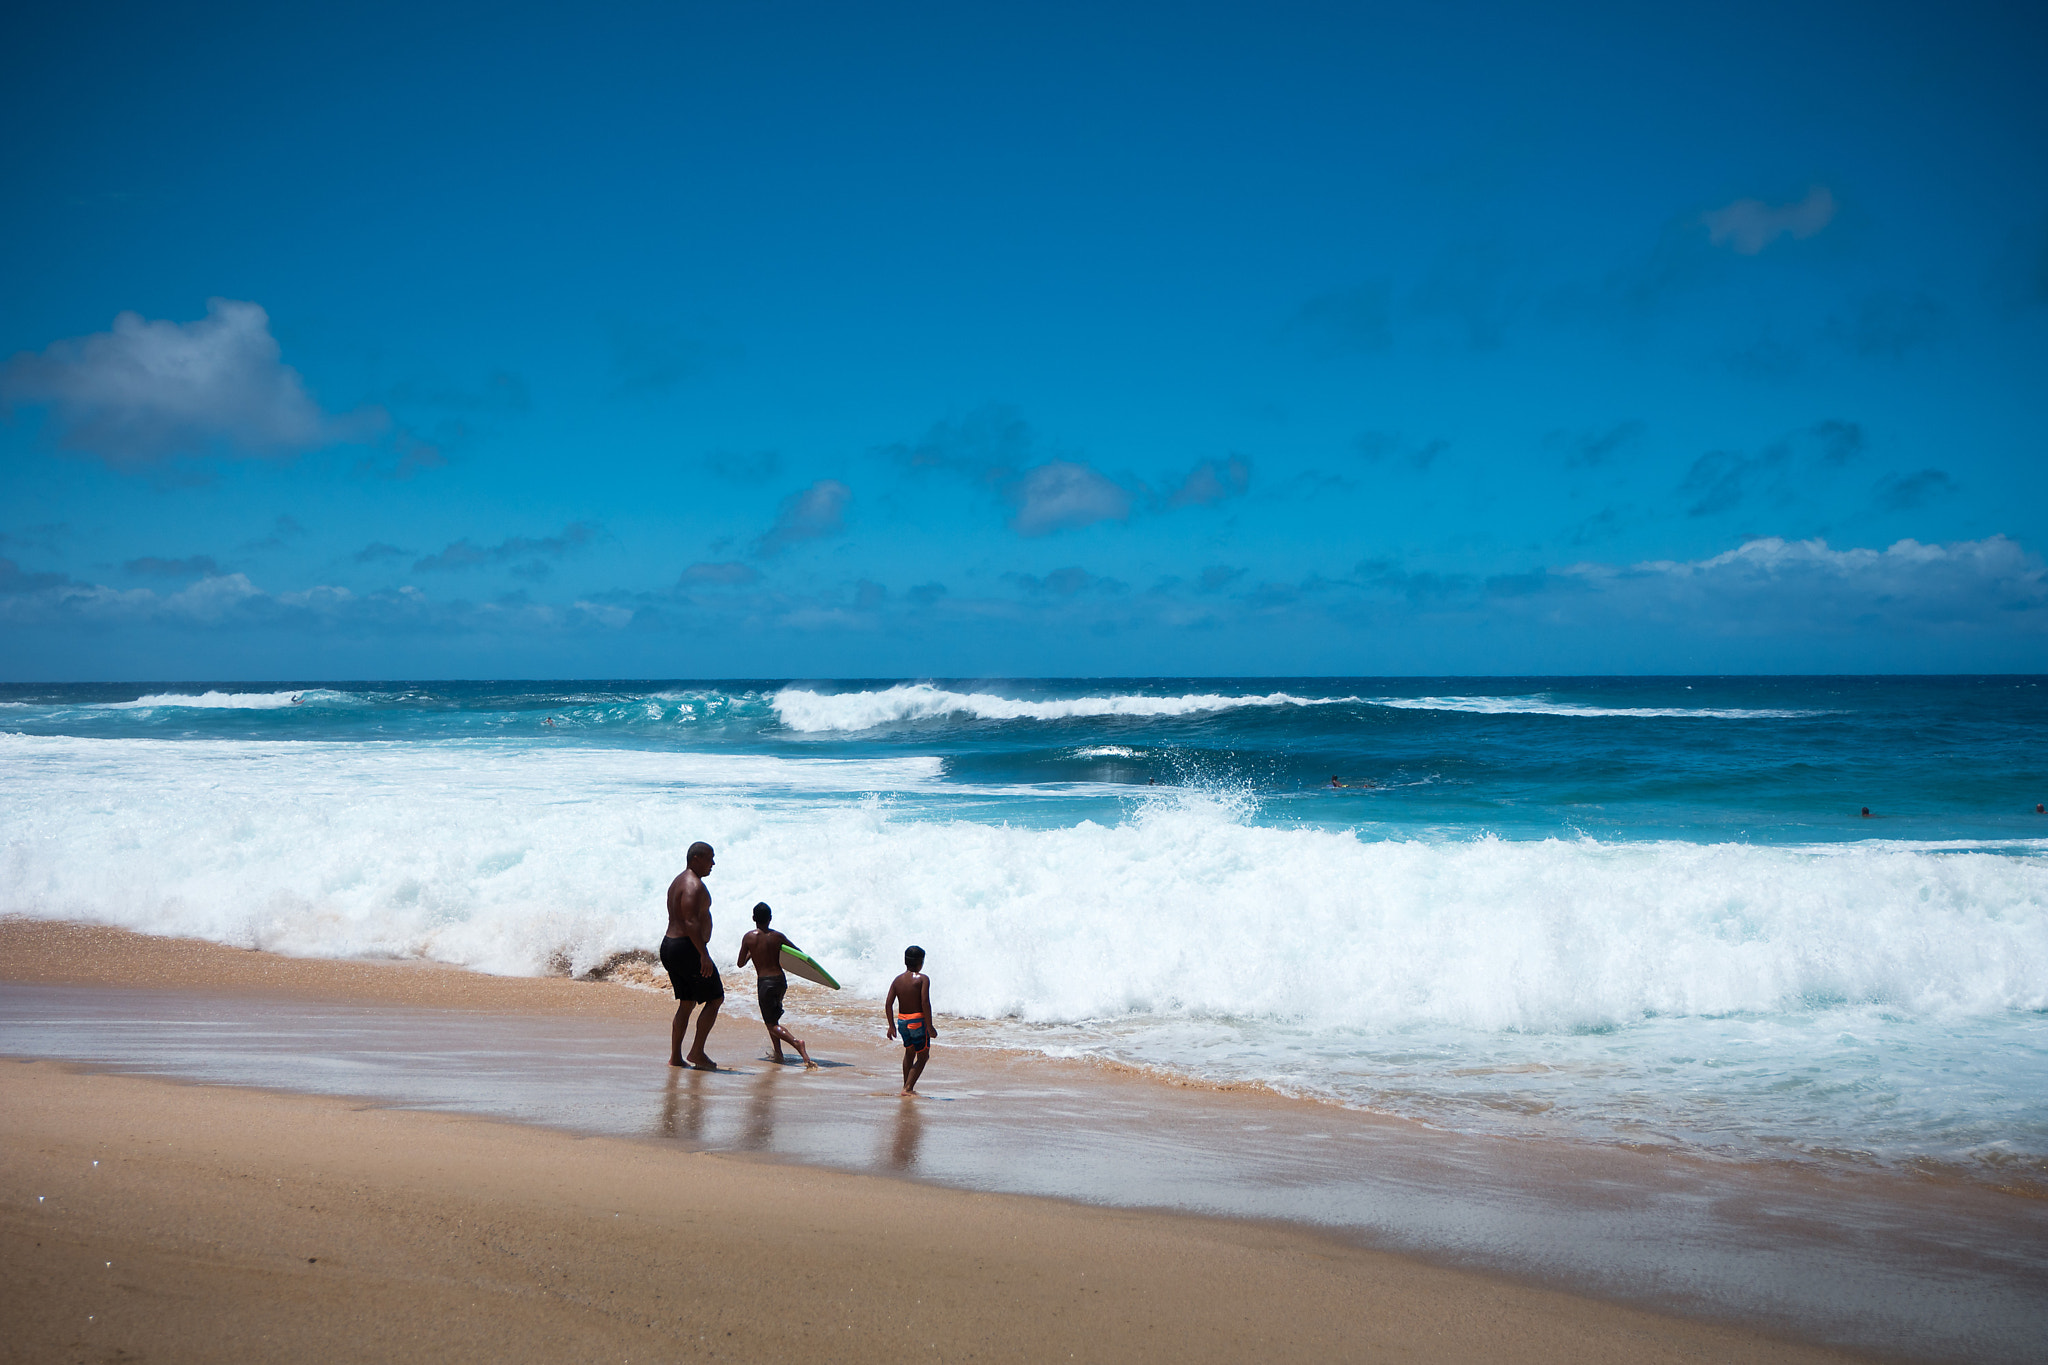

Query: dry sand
[0,921,1870,1363]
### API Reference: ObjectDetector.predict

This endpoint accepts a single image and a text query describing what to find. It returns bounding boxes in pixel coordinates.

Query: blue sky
[3,0,2045,679]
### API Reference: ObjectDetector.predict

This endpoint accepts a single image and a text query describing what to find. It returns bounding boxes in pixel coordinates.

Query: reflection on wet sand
[886,1096,924,1170]
[743,1067,780,1150]
[658,1067,709,1143]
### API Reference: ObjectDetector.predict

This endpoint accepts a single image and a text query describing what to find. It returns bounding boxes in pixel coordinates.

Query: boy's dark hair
[904,944,925,967]
[752,902,772,925]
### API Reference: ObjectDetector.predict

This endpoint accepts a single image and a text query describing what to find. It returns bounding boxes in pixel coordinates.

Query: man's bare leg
[669,1001,696,1067]
[769,1022,816,1069]
[684,1000,720,1070]
[901,1045,928,1095]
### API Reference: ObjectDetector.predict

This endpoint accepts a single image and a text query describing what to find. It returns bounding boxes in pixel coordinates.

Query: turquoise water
[5,675,2043,841]
[3,676,2045,1178]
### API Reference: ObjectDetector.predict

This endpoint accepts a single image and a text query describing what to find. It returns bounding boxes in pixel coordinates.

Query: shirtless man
[735,902,817,1069]
[661,841,723,1069]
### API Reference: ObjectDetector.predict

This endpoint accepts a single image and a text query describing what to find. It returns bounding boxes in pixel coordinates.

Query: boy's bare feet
[684,1052,718,1071]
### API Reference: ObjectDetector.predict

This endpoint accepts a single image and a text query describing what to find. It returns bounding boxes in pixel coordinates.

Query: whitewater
[3,676,2045,1180]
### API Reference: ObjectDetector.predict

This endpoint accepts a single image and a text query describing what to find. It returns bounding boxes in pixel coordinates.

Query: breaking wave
[772,684,1356,732]
[107,690,333,710]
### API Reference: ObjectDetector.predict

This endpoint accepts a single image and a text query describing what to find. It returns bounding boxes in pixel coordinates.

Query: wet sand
[4,920,2043,1362]
[5,1059,1876,1365]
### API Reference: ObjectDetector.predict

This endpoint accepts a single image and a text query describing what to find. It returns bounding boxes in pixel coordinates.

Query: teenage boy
[735,902,817,1069]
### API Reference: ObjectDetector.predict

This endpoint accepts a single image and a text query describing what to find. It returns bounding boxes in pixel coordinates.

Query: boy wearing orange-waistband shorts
[885,945,935,1096]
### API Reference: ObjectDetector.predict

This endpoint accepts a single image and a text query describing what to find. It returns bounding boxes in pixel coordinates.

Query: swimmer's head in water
[1861,807,1871,817]
[752,901,772,925]
[904,945,925,968]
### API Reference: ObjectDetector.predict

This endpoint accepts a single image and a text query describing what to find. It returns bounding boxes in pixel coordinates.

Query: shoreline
[5,919,2046,1361]
[7,917,2041,1199]
[3,1059,1872,1365]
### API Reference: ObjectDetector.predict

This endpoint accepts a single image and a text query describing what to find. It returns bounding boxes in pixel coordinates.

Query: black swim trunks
[757,973,788,1026]
[660,935,725,1003]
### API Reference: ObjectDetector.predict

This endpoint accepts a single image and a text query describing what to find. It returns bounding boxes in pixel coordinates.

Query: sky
[3,0,2046,680]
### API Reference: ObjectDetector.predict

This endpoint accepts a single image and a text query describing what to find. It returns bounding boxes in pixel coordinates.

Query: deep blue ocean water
[4,677,2045,1180]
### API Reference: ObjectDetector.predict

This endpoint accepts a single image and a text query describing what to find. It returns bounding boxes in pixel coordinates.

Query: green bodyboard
[779,945,841,990]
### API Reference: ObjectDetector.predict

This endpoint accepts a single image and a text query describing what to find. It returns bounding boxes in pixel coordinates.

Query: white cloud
[1007,461,1131,536]
[412,522,603,573]
[164,573,268,622]
[1566,535,2046,631]
[1621,534,2008,580]
[884,408,1146,538]
[1165,455,1250,508]
[1702,187,1836,255]
[0,299,381,461]
[754,479,851,555]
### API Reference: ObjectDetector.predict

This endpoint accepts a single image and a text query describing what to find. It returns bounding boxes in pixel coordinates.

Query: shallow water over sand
[3,982,2045,1364]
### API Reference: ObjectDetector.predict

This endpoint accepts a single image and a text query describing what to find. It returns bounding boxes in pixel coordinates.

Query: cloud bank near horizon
[4,534,2037,674]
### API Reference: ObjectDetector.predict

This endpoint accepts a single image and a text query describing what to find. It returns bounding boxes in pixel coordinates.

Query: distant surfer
[662,841,723,1070]
[2037,803,2044,814]
[736,902,817,1069]
[1330,776,1343,788]
[1861,807,1872,818]
[885,946,935,1096]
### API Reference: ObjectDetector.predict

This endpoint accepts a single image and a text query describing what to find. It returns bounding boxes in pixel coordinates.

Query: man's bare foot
[792,1037,817,1069]
[668,1056,685,1068]
[772,1050,786,1064]
[899,1088,918,1097]
[685,1053,718,1071]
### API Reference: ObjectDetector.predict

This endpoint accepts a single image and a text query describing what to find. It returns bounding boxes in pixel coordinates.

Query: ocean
[4,676,2044,1184]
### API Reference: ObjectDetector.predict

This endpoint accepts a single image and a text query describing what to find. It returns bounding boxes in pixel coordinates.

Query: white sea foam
[6,732,2043,1165]
[6,733,2041,1021]
[1368,695,1830,719]
[1071,746,1145,758]
[773,684,1356,732]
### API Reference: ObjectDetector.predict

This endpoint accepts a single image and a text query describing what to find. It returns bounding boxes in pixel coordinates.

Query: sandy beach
[7,1058,1883,1365]
[0,921,1918,1363]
